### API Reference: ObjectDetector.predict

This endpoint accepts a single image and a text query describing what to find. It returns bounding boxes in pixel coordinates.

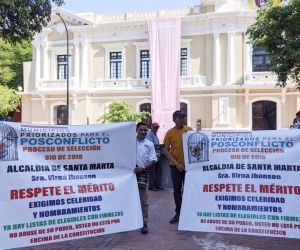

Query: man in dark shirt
[146,122,163,191]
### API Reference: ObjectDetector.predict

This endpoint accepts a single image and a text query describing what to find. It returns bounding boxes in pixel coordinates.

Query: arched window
[55,105,68,125]
[180,102,188,125]
[139,103,151,127]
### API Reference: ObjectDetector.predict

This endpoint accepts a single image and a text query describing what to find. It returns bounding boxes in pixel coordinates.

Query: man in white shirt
[135,122,157,234]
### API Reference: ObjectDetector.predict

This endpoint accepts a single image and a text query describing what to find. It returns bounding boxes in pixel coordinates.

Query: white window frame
[181,39,192,77]
[50,46,73,81]
[134,42,149,79]
[139,50,151,79]
[103,43,127,80]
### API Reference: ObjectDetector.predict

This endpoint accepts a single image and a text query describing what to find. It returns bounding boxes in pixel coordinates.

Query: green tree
[99,100,150,123]
[246,0,300,88]
[0,85,21,119]
[0,38,32,89]
[0,0,64,43]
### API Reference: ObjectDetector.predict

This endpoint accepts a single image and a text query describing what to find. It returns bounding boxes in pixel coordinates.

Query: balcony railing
[92,76,207,90]
[91,78,152,89]
[92,79,133,89]
[38,79,75,90]
[35,76,207,91]
[181,75,207,87]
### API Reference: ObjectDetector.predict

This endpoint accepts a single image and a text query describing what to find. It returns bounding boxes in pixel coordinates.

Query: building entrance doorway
[252,101,276,130]
[55,105,68,125]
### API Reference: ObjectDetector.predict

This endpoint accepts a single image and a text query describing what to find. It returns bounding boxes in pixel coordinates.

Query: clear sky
[61,0,200,14]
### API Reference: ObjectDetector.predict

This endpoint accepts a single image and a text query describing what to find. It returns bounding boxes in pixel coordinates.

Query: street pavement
[18,189,299,250]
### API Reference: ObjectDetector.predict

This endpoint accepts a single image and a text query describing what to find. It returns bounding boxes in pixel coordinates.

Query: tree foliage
[246,0,300,88]
[0,38,32,89]
[99,100,150,123]
[0,0,64,43]
[0,85,21,118]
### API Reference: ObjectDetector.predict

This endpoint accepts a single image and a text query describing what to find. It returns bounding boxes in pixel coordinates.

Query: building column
[227,32,235,85]
[245,34,253,82]
[122,46,127,79]
[81,41,88,89]
[74,41,80,89]
[42,42,48,81]
[85,94,90,124]
[213,32,221,85]
[35,44,41,90]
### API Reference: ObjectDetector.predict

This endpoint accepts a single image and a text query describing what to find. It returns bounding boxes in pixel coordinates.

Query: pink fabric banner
[148,18,181,139]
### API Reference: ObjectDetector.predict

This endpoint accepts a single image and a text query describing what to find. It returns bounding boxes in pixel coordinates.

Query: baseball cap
[173,110,186,119]
[151,122,160,128]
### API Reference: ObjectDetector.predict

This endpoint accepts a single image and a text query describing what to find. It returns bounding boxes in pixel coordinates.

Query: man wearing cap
[146,122,163,191]
[163,110,193,224]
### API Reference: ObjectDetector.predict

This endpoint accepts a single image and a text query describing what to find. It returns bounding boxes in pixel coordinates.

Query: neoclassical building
[22,0,299,130]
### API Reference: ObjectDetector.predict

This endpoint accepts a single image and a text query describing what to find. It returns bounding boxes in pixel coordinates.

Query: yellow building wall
[188,96,212,128]
[88,95,149,125]
[282,95,295,128]
[288,94,298,127]
[70,98,88,125]
[90,98,104,124]
[23,62,34,92]
[21,10,300,130]
[236,96,245,128]
[21,95,33,123]
[31,100,50,124]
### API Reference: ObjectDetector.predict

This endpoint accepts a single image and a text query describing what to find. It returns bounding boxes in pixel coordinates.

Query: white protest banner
[0,122,142,249]
[179,130,300,239]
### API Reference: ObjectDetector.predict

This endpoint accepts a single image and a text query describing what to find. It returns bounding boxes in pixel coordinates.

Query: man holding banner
[163,110,193,224]
[135,122,157,234]
[0,122,145,248]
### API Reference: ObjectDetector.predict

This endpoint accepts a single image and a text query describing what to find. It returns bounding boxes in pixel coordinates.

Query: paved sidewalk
[19,189,299,250]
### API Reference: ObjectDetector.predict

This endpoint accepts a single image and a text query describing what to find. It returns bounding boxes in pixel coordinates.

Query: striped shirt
[146,130,161,158]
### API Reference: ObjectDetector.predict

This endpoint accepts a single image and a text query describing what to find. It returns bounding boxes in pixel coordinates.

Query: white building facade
[22,0,299,130]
